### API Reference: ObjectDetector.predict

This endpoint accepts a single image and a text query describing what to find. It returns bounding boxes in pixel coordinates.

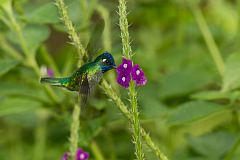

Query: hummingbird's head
[94,52,116,73]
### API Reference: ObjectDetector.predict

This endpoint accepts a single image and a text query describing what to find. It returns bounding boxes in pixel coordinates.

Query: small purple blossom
[61,152,69,160]
[61,148,89,160]
[47,68,54,77]
[116,58,147,88]
[76,148,89,160]
[131,64,147,86]
[117,71,131,88]
[117,58,133,74]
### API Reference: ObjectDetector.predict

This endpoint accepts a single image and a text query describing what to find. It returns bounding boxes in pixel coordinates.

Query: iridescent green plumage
[40,52,116,104]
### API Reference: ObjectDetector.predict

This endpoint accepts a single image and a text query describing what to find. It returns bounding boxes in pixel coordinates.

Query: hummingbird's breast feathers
[86,64,103,88]
[66,62,103,91]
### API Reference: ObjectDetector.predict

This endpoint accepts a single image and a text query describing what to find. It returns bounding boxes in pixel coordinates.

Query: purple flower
[61,148,89,160]
[116,58,147,88]
[76,148,89,160]
[117,58,133,74]
[131,64,147,86]
[61,152,69,160]
[117,71,131,88]
[47,68,54,77]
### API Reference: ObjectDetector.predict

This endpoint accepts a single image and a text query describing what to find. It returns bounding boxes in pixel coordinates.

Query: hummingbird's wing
[79,73,90,106]
[78,70,103,106]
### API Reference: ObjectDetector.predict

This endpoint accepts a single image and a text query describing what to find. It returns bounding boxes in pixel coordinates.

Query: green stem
[224,137,240,160]
[191,5,225,77]
[33,109,48,160]
[8,126,24,160]
[62,53,75,76]
[6,5,30,58]
[79,0,89,26]
[129,81,144,160]
[96,4,112,51]
[69,104,81,160]
[118,0,132,59]
[141,128,168,160]
[91,141,105,160]
[0,35,23,61]
[118,0,144,159]
[103,130,116,160]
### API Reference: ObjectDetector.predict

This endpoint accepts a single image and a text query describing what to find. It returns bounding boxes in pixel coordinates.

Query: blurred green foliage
[0,0,240,159]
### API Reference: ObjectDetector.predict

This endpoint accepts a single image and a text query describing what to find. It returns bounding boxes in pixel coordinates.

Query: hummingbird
[40,52,116,104]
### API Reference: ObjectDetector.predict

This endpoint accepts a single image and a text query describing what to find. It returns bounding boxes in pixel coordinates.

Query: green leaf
[0,59,18,77]
[159,70,212,100]
[25,25,50,51]
[222,52,240,92]
[167,101,228,126]
[139,83,169,118]
[0,97,41,117]
[25,2,60,24]
[191,90,240,102]
[188,131,237,159]
[191,91,229,100]
[7,24,50,53]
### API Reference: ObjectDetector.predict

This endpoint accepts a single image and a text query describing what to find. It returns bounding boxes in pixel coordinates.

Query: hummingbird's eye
[102,58,107,63]
[102,58,110,65]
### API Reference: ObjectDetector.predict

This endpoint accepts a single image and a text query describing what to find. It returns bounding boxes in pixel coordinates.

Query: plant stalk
[33,109,48,160]
[191,5,225,77]
[69,103,81,160]
[118,0,144,159]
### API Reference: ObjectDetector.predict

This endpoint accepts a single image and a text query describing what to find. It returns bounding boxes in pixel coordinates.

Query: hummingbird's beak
[113,65,117,69]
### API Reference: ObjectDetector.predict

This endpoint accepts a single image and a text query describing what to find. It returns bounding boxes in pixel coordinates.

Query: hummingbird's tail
[40,77,67,87]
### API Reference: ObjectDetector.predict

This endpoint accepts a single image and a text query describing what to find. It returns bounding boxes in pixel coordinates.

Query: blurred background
[0,0,240,159]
